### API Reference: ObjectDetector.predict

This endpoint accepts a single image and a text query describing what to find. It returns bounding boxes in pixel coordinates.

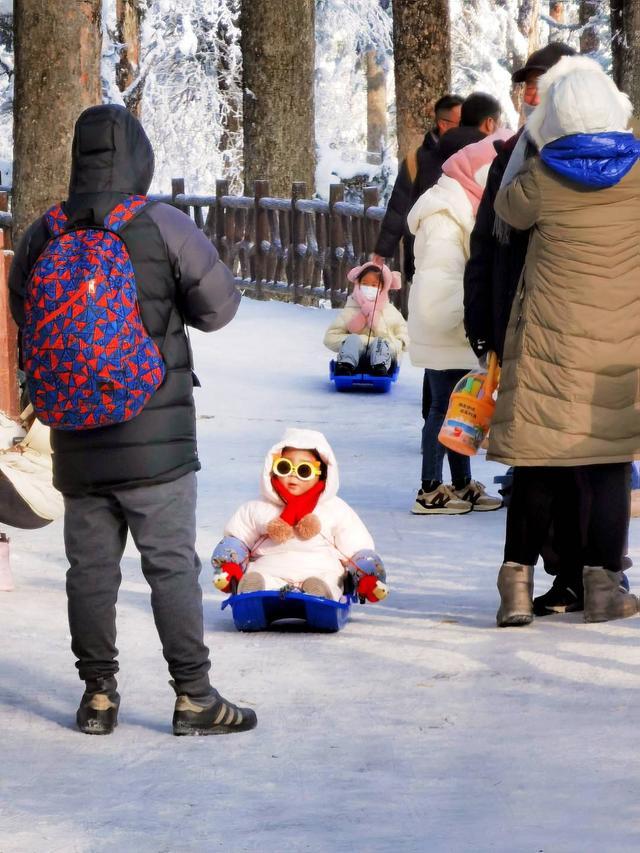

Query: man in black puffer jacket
[9,105,257,736]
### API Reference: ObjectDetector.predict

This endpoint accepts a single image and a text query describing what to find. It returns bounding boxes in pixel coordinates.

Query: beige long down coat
[487,157,640,467]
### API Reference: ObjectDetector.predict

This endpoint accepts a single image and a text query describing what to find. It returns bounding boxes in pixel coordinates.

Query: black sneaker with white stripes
[172,687,257,736]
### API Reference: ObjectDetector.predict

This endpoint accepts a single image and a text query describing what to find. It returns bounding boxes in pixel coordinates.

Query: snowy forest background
[0,1,615,199]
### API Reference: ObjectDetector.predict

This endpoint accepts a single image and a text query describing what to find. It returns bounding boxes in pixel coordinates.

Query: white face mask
[360,285,380,302]
[522,101,536,119]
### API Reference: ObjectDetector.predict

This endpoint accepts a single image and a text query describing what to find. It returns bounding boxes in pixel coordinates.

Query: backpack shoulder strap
[43,203,69,237]
[104,194,152,233]
[406,148,419,185]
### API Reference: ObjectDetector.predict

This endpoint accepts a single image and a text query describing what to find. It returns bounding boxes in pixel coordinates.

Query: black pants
[63,471,211,695]
[505,464,630,578]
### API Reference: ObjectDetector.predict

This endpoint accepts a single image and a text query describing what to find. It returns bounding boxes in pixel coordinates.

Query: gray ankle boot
[496,562,534,627]
[583,566,638,623]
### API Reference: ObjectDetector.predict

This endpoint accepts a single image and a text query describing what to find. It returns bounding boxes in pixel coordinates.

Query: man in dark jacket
[462,44,589,619]
[372,94,463,280]
[9,105,257,736]
[373,93,501,278]
[374,93,501,422]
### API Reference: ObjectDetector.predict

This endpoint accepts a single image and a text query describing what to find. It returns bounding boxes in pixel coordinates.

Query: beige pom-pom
[295,514,321,540]
[267,516,294,543]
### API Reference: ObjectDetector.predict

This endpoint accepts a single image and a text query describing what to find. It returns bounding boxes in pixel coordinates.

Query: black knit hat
[511,42,576,84]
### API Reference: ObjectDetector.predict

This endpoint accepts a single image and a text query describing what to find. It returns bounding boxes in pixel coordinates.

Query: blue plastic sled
[329,359,400,393]
[221,590,352,632]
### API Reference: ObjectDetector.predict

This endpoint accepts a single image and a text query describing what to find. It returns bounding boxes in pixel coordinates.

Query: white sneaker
[411,484,473,515]
[453,480,502,512]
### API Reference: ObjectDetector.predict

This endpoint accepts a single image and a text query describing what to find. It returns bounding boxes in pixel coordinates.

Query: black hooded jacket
[463,131,533,362]
[9,104,240,495]
[374,126,485,279]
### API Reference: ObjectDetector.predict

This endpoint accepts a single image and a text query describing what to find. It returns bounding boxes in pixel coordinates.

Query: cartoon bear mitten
[348,549,389,603]
[211,535,250,593]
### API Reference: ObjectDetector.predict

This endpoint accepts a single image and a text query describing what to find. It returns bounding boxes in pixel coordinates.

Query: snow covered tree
[315,0,394,197]
[13,0,102,242]
[107,0,243,193]
[241,0,315,195]
[392,0,450,160]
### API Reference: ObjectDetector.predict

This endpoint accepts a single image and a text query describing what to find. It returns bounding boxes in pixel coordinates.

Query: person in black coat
[9,105,257,736]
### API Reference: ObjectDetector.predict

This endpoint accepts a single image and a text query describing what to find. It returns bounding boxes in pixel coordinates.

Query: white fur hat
[526,55,633,150]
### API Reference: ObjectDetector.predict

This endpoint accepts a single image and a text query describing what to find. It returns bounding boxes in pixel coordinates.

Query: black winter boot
[76,677,120,735]
[533,577,584,616]
[171,683,257,736]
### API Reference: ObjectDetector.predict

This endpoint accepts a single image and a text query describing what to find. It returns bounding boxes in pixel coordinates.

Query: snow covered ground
[2,298,639,853]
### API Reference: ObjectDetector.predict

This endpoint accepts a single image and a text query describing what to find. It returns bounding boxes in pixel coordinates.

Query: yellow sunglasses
[272,457,322,481]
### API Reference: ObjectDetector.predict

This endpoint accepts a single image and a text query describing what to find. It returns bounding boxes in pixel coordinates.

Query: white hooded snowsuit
[223,428,374,600]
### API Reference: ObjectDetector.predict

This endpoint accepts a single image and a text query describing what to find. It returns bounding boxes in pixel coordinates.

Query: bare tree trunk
[580,0,600,54]
[13,1,102,244]
[116,0,143,116]
[511,0,540,113]
[612,0,640,114]
[217,15,242,187]
[366,49,387,163]
[241,0,315,196]
[391,0,450,162]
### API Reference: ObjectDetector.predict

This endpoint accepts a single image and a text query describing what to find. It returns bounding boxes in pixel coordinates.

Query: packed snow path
[2,299,639,853]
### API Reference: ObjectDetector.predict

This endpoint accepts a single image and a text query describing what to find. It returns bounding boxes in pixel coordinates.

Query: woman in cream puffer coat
[406,131,509,516]
[490,56,640,627]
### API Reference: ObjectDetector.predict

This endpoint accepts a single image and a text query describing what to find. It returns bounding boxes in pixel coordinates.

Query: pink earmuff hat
[347,262,402,292]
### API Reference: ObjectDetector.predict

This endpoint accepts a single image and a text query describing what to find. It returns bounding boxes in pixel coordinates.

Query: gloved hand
[469,337,490,361]
[348,549,389,603]
[211,536,249,593]
[213,561,244,593]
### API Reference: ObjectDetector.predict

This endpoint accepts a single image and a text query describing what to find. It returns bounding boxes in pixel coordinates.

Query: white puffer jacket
[323,297,409,359]
[0,418,63,521]
[224,428,374,599]
[406,175,478,370]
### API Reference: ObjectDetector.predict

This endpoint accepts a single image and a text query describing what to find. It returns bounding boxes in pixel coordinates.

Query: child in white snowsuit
[324,262,408,375]
[212,428,388,602]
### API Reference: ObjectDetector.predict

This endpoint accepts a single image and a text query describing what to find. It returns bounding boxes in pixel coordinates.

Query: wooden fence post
[253,180,270,299]
[0,190,19,417]
[363,186,379,257]
[290,182,306,304]
[171,177,186,212]
[329,183,345,308]
[215,179,229,265]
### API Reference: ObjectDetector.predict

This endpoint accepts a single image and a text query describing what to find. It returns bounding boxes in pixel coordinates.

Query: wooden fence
[0,181,404,417]
[155,179,405,313]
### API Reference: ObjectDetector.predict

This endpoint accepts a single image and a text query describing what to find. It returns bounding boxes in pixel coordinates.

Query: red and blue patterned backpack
[23,195,165,430]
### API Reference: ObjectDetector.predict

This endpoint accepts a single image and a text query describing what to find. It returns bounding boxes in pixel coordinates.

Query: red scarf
[271,476,325,525]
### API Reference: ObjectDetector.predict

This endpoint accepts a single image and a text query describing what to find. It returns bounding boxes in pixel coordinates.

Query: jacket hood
[408,174,475,237]
[68,104,155,198]
[526,56,632,150]
[441,129,512,214]
[540,132,640,188]
[261,428,339,505]
[436,126,486,161]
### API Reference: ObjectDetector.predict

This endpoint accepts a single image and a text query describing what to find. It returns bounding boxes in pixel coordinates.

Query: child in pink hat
[323,262,408,375]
